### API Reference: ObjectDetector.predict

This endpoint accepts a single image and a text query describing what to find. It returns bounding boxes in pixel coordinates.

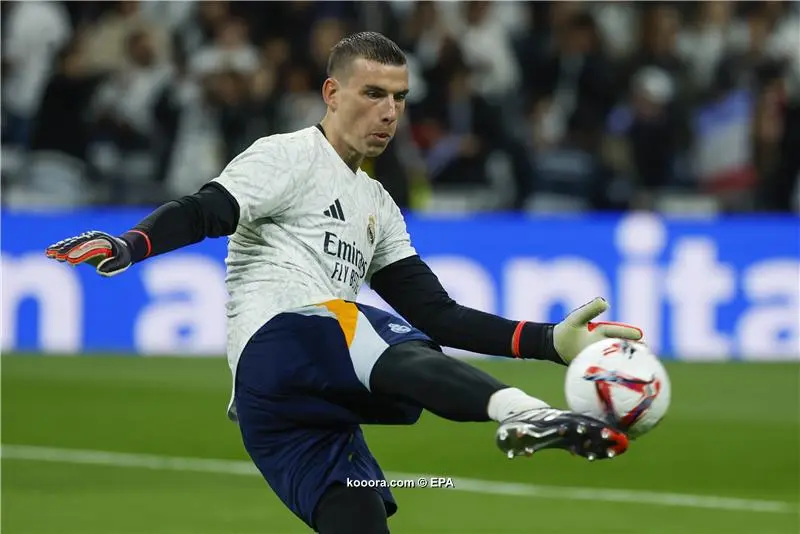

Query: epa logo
[388,323,411,334]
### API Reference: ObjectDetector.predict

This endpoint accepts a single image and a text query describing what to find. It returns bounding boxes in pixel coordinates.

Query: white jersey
[211,126,416,416]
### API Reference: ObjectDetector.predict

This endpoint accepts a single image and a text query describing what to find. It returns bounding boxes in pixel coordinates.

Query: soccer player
[46,32,644,534]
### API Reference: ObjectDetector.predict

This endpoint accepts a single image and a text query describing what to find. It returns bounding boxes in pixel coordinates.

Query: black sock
[370,340,509,422]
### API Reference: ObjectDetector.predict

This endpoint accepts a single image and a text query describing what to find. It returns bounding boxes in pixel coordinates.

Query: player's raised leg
[369,339,628,461]
[343,302,629,461]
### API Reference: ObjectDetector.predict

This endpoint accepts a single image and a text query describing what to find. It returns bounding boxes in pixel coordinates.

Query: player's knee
[313,483,389,534]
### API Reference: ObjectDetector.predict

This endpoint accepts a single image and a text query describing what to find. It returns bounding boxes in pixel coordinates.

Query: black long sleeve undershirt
[120,182,239,262]
[119,183,562,363]
[369,256,562,363]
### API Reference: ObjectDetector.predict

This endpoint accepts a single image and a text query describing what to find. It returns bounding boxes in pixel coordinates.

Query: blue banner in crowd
[3,210,798,360]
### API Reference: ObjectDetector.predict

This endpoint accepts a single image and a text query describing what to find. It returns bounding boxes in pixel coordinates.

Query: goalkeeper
[45,31,644,534]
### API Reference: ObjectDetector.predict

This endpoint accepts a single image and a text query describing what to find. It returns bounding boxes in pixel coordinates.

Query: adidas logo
[323,199,346,221]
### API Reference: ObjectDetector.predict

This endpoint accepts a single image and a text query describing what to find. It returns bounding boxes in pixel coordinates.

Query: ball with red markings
[564,338,671,440]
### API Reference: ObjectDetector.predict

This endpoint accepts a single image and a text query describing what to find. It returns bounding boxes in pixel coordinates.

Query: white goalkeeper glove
[553,297,644,364]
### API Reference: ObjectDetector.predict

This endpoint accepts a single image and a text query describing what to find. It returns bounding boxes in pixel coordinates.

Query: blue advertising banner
[2,210,798,360]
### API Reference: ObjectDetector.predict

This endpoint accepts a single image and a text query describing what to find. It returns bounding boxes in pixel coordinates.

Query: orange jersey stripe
[322,300,359,348]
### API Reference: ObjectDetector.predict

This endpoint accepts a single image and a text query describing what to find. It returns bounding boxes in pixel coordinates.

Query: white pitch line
[1,444,796,515]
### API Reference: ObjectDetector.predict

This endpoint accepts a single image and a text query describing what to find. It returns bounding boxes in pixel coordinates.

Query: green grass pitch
[2,355,798,533]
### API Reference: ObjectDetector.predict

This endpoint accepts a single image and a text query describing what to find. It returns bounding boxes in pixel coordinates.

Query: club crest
[367,215,376,245]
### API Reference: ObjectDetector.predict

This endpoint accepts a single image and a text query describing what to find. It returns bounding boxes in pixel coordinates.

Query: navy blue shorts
[233,300,435,529]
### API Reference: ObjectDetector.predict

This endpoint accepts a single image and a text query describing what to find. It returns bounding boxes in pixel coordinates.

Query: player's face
[336,59,409,158]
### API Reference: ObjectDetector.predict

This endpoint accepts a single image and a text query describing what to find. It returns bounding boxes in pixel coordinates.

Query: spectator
[606,66,683,196]
[414,55,490,187]
[189,16,259,78]
[458,1,521,103]
[415,53,533,207]
[526,10,617,149]
[91,28,174,204]
[1,0,72,148]
[590,1,640,61]
[30,37,105,167]
[178,1,230,55]
[400,2,448,71]
[626,4,690,107]
[157,63,226,198]
[82,1,171,74]
[6,37,103,207]
[528,106,623,212]
[308,17,350,86]
[677,1,735,95]
[756,59,799,212]
[273,63,327,134]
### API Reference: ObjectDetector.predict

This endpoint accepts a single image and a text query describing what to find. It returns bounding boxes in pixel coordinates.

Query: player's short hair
[327,32,406,78]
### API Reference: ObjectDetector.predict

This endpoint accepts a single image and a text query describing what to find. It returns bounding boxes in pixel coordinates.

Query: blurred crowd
[2,0,799,213]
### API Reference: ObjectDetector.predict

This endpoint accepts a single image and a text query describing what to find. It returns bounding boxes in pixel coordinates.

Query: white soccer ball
[564,338,671,439]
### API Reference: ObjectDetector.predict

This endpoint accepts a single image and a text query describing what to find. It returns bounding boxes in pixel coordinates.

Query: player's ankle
[487,387,550,422]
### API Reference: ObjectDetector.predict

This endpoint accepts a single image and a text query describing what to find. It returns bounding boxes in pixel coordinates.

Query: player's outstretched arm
[45,182,239,277]
[45,136,294,276]
[370,256,643,364]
